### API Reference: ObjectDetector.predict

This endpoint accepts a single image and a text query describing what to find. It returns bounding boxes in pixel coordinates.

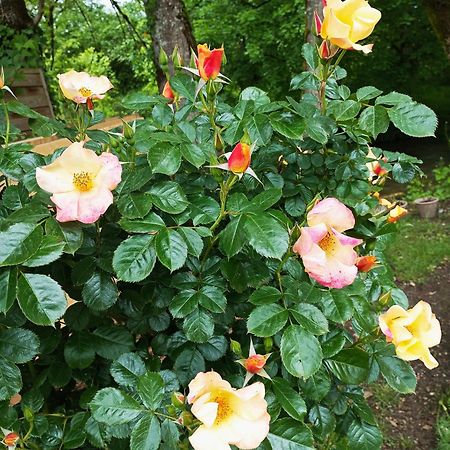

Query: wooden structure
[9,68,54,132]
[19,114,141,156]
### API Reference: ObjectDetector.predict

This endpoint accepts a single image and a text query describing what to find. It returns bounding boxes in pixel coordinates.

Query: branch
[33,0,46,26]
[109,0,148,48]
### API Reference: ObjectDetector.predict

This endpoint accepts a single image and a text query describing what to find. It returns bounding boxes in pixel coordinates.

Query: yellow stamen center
[318,231,338,255]
[73,171,93,192]
[211,392,234,426]
[79,87,92,97]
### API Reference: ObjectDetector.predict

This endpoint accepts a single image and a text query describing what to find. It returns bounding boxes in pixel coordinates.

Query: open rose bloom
[320,0,382,54]
[58,70,113,104]
[379,301,441,369]
[187,371,270,450]
[36,142,122,223]
[293,198,363,288]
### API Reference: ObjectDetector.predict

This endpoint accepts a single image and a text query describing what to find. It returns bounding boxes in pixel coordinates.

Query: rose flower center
[318,231,338,255]
[79,87,92,97]
[211,392,234,426]
[73,171,94,192]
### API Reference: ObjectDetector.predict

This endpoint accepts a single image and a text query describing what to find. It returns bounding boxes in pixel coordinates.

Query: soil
[372,263,450,449]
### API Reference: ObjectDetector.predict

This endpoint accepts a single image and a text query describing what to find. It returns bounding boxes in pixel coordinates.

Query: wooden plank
[11,70,42,87]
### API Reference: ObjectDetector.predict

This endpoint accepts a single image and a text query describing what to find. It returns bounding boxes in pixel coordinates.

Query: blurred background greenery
[0,0,449,147]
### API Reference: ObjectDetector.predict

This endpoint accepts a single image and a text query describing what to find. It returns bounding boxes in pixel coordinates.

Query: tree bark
[143,0,196,90]
[422,0,450,60]
[0,0,34,30]
[305,0,323,45]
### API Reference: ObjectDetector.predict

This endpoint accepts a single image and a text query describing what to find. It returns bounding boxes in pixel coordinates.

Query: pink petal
[77,187,113,223]
[307,198,355,232]
[98,153,122,190]
[51,192,80,222]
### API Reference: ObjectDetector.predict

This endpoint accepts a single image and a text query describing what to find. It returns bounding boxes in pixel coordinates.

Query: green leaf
[198,285,227,313]
[130,414,161,450]
[347,420,382,450]
[388,101,437,137]
[0,223,42,267]
[116,193,153,219]
[270,112,305,139]
[376,355,416,394]
[0,328,39,363]
[183,309,214,343]
[137,372,164,409]
[82,271,119,311]
[155,228,188,271]
[93,326,134,360]
[122,92,160,110]
[290,303,329,335]
[148,143,182,175]
[0,267,17,313]
[247,114,273,145]
[280,325,322,379]
[170,73,196,102]
[113,235,157,282]
[305,118,328,144]
[375,91,412,106]
[329,100,361,121]
[302,43,318,71]
[64,333,95,369]
[119,212,165,234]
[244,213,289,259]
[321,290,354,323]
[0,356,22,401]
[249,286,282,305]
[149,181,189,214]
[272,378,307,421]
[17,273,66,326]
[308,404,335,438]
[243,188,283,212]
[111,353,147,387]
[45,218,83,254]
[21,235,65,268]
[177,227,204,258]
[219,215,246,258]
[325,348,370,384]
[267,417,314,449]
[356,86,383,102]
[198,335,228,361]
[63,412,89,449]
[180,143,209,168]
[358,106,390,139]
[170,290,198,318]
[90,387,143,425]
[174,348,205,386]
[247,304,288,337]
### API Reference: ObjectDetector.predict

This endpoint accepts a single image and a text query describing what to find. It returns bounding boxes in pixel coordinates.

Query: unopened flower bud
[379,291,391,306]
[159,47,169,72]
[230,339,242,356]
[356,255,377,273]
[171,392,185,408]
[3,432,19,446]
[178,411,194,427]
[162,81,175,102]
[122,120,134,140]
[264,337,273,353]
[244,354,267,374]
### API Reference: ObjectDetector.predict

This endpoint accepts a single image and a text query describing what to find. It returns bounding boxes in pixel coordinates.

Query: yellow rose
[320,0,381,53]
[187,371,270,450]
[379,301,441,369]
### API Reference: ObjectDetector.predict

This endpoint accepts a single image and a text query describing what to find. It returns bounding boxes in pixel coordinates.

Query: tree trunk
[143,0,196,90]
[0,0,33,30]
[305,0,323,45]
[422,0,450,60]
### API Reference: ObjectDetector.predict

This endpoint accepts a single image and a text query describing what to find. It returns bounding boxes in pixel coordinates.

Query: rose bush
[0,4,442,449]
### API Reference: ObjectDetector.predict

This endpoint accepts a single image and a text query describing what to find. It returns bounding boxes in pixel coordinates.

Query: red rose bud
[196,44,224,81]
[244,354,267,374]
[322,0,327,6]
[319,40,331,59]
[162,81,175,101]
[86,97,94,116]
[3,433,19,446]
[314,11,323,35]
[227,142,251,174]
[373,157,388,176]
[356,255,377,272]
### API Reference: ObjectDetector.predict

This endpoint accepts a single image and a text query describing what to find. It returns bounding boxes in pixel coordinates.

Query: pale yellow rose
[379,301,441,369]
[57,70,113,104]
[188,371,270,450]
[321,0,381,53]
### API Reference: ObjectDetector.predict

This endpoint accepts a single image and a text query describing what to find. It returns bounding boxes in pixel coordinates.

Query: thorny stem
[319,49,346,114]
[2,99,10,147]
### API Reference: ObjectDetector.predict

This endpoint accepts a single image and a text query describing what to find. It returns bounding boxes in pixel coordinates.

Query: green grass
[437,392,450,450]
[386,214,450,283]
